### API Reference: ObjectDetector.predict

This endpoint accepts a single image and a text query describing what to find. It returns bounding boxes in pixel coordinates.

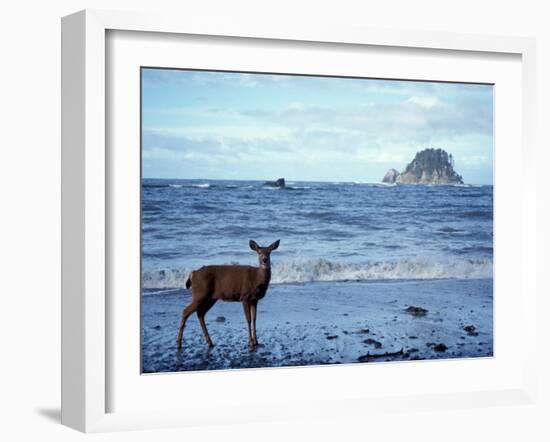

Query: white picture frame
[61,9,537,433]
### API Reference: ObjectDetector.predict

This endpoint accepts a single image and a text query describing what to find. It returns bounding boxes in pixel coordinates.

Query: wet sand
[141,278,493,373]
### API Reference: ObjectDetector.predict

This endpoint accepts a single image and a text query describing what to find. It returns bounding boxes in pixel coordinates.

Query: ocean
[141,179,493,292]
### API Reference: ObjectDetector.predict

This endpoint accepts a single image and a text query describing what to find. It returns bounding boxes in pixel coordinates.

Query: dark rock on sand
[358,348,404,362]
[464,325,478,336]
[215,316,226,322]
[364,338,383,349]
[405,306,428,316]
[433,343,448,352]
[263,178,285,188]
[326,335,339,340]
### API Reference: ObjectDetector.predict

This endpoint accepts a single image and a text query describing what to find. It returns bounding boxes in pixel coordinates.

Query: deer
[176,239,280,352]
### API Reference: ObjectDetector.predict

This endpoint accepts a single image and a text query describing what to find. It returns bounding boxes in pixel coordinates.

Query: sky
[141,68,494,184]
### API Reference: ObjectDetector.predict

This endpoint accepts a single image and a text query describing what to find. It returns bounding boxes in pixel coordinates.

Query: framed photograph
[61,9,537,432]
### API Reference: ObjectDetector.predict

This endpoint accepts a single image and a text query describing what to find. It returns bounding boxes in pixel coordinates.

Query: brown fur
[176,240,280,351]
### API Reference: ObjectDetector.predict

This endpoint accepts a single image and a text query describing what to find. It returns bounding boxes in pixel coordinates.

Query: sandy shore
[141,278,492,373]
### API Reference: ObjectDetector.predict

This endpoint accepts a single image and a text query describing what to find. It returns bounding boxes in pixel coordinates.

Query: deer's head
[249,239,280,270]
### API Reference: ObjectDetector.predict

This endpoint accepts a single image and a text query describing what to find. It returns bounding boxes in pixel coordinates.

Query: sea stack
[382,148,464,185]
[382,168,399,184]
[264,178,286,188]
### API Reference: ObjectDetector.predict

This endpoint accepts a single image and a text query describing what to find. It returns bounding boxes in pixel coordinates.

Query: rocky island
[382,148,464,185]
[263,178,286,188]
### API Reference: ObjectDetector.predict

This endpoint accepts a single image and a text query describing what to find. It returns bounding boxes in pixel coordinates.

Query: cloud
[232,92,492,145]
[456,154,491,167]
[142,69,288,89]
[143,93,492,176]
[406,96,440,109]
[145,125,292,141]
[141,70,493,182]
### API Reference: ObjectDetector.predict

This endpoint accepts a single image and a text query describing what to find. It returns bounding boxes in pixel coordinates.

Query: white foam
[352,181,396,187]
[270,257,492,284]
[192,183,211,188]
[142,256,493,290]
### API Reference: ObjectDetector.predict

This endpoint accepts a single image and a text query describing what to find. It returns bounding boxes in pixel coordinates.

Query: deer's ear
[269,239,280,251]
[249,240,260,251]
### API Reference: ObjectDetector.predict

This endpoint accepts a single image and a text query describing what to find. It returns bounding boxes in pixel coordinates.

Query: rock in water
[382,148,464,185]
[382,168,399,184]
[263,178,286,188]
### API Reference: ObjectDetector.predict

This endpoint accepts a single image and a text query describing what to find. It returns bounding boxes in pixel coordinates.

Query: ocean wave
[262,185,312,191]
[270,257,492,283]
[353,181,396,187]
[143,182,211,189]
[438,226,462,233]
[287,185,312,190]
[460,210,492,220]
[142,183,168,188]
[453,245,493,255]
[190,202,217,212]
[141,256,493,290]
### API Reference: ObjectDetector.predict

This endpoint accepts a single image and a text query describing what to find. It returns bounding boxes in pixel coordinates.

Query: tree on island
[382,148,464,185]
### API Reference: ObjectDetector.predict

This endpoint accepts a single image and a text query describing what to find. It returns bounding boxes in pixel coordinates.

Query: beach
[142,278,493,373]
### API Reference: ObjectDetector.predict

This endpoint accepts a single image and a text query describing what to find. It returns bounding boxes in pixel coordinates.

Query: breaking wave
[141,256,493,290]
[143,182,211,189]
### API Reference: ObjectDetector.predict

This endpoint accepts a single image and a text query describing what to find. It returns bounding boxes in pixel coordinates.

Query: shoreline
[142,278,493,373]
[143,276,493,294]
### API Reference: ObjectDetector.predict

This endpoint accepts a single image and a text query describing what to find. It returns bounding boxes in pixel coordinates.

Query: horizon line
[141,177,494,186]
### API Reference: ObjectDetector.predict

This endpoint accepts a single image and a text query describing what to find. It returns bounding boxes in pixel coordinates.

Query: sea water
[141,179,493,292]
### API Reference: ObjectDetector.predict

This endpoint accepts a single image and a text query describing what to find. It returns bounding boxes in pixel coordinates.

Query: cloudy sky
[141,68,494,184]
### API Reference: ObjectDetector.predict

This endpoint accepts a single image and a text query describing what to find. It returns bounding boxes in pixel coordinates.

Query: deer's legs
[176,300,199,351]
[250,301,259,346]
[197,299,217,347]
[242,301,255,350]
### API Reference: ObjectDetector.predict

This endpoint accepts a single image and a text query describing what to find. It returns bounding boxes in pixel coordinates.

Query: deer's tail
[185,273,192,289]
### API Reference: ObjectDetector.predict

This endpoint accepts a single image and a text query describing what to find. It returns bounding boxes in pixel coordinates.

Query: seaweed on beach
[358,348,404,362]
[405,306,428,316]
